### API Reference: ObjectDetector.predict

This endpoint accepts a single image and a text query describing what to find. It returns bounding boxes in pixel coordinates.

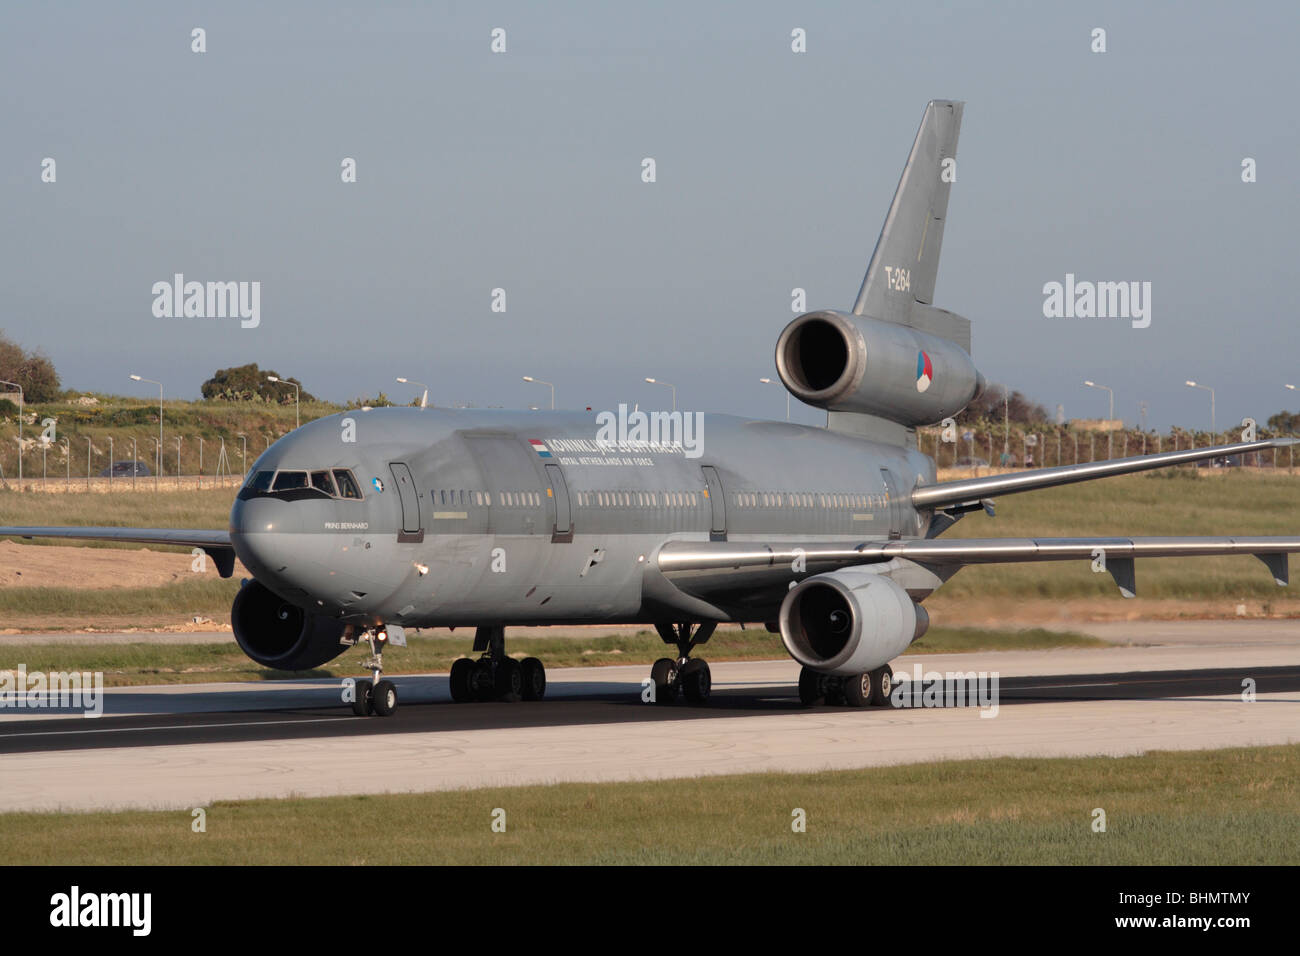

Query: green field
[0,487,235,548]
[3,744,1294,864]
[0,626,1103,686]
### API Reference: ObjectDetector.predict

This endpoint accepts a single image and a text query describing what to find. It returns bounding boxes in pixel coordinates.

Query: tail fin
[852,100,963,326]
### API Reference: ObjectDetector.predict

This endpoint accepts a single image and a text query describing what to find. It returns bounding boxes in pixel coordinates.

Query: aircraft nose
[229,497,293,580]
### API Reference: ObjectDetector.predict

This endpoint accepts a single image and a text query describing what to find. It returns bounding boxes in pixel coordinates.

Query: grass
[0,626,1105,686]
[2,744,1294,864]
[0,488,234,550]
[0,579,239,620]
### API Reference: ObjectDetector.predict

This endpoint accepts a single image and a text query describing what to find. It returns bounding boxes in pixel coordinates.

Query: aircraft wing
[0,527,236,577]
[656,535,1300,602]
[912,438,1296,513]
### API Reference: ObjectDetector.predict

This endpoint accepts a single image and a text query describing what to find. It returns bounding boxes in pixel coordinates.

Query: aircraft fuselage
[229,408,935,627]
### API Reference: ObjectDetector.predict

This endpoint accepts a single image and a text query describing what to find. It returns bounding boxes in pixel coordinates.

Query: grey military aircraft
[6,101,1297,716]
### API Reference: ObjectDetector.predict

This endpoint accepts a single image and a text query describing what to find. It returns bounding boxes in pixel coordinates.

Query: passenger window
[273,471,308,491]
[332,469,363,500]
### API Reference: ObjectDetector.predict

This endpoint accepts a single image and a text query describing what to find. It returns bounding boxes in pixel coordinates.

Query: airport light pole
[1184,380,1215,443]
[522,376,554,410]
[0,379,22,486]
[396,377,429,409]
[129,374,163,487]
[645,377,676,412]
[267,376,300,429]
[759,377,790,421]
[1082,380,1114,419]
[1284,382,1294,468]
[1083,381,1114,457]
[1002,385,1009,462]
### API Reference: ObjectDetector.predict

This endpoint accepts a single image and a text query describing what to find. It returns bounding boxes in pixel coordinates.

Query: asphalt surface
[3,663,1297,755]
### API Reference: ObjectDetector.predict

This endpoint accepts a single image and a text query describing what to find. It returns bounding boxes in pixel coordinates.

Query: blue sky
[1,1,1296,429]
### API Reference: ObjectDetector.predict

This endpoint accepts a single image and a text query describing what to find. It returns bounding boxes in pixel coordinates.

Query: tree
[955,385,1048,425]
[1267,410,1300,435]
[201,363,315,403]
[0,331,60,402]
[345,391,398,409]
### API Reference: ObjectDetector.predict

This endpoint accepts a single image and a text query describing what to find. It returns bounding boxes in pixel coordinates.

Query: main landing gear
[798,663,894,709]
[648,622,717,705]
[448,625,547,704]
[351,626,399,717]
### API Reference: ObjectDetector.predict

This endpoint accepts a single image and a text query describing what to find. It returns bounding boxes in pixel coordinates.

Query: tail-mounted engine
[775,309,983,426]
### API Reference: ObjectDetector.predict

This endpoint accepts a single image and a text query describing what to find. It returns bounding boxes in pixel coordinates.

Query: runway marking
[0,715,353,739]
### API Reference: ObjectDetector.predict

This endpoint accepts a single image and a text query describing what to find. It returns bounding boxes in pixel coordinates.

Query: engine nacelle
[231,579,352,671]
[778,568,928,676]
[775,309,983,425]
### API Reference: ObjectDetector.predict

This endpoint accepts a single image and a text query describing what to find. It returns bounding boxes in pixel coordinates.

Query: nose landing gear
[351,626,399,717]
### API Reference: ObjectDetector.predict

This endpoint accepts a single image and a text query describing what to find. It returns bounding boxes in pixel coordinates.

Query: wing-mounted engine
[775,309,984,426]
[778,567,929,676]
[231,578,353,670]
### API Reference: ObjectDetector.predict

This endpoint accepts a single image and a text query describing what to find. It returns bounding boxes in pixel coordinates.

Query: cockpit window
[310,470,337,496]
[246,470,274,492]
[238,467,363,502]
[333,469,362,499]
[272,471,309,491]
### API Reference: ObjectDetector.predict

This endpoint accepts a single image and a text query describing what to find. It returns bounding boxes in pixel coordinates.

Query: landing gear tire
[798,667,826,707]
[681,659,711,705]
[449,658,475,703]
[472,660,496,702]
[495,658,524,702]
[371,679,398,717]
[521,657,546,701]
[351,678,373,716]
[870,664,894,707]
[650,658,679,704]
[843,671,873,708]
[824,677,847,707]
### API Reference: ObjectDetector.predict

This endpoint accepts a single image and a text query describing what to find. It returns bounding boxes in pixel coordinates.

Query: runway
[2,635,1298,812]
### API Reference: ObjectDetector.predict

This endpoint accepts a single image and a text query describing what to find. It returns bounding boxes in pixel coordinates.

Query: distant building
[1069,418,1124,432]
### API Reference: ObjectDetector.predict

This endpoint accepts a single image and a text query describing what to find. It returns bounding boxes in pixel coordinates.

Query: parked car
[99,460,151,477]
